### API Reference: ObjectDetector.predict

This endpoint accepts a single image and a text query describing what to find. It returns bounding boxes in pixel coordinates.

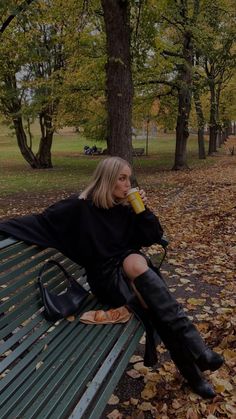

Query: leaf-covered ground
[1,138,235,418]
[104,139,236,419]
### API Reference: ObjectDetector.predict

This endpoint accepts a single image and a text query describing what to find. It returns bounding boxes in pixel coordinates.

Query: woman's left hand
[139,189,148,205]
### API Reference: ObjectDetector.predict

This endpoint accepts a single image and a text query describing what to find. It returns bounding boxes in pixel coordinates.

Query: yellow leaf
[106,409,123,419]
[180,278,191,284]
[187,298,206,306]
[35,361,44,370]
[223,349,236,361]
[133,362,149,375]
[107,394,119,405]
[144,372,162,383]
[130,355,143,363]
[141,382,157,400]
[130,398,139,405]
[138,402,156,413]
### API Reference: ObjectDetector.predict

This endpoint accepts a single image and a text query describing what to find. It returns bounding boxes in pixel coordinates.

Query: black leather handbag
[37,259,89,321]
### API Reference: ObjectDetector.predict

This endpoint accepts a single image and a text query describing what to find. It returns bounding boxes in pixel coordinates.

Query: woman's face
[112,165,132,201]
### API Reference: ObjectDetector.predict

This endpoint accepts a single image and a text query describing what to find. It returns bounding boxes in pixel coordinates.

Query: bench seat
[0,235,144,419]
[132,148,145,156]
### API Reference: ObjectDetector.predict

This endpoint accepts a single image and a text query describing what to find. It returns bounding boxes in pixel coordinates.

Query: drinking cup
[127,188,145,214]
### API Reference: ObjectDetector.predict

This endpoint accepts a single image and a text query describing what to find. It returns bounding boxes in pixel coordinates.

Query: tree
[0,0,35,34]
[101,0,133,163]
[130,0,201,170]
[196,0,236,154]
[0,0,85,168]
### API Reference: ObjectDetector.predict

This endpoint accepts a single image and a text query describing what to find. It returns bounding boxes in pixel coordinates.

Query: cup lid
[127,188,138,195]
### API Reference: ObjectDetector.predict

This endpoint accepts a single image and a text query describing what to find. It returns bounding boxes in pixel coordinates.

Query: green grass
[0,124,219,198]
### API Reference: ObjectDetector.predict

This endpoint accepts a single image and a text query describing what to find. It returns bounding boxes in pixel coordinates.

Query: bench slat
[0,302,95,396]
[88,324,144,419]
[69,318,144,419]
[0,257,84,304]
[1,320,126,419]
[0,299,98,404]
[17,324,123,419]
[0,236,19,250]
[0,245,46,273]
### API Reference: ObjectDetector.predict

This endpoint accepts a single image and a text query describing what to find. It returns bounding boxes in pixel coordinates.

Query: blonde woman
[0,157,223,398]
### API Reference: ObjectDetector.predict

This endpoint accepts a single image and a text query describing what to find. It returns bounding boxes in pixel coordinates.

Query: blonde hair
[80,157,131,209]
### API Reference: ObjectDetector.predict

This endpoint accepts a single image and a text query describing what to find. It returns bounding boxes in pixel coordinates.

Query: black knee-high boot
[152,318,216,398]
[134,269,224,372]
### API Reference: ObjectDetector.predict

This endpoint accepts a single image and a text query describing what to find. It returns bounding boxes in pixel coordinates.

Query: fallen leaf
[141,382,157,400]
[130,398,139,405]
[130,355,143,364]
[186,407,199,419]
[35,361,44,370]
[187,298,206,306]
[138,401,157,413]
[172,399,182,409]
[106,409,123,419]
[133,362,149,375]
[126,369,141,379]
[107,394,119,405]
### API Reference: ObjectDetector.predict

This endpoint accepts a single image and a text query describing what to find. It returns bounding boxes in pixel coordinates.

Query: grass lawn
[0,124,218,198]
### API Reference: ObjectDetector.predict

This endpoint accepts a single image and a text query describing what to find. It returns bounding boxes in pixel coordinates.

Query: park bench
[132,148,145,156]
[0,233,167,419]
[92,147,103,155]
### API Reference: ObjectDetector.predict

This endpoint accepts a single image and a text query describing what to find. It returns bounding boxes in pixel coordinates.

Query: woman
[0,156,223,398]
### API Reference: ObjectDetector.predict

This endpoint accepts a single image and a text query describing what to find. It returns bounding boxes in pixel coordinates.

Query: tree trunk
[13,117,41,168]
[173,32,193,170]
[37,112,53,168]
[193,89,206,159]
[208,82,217,154]
[101,0,133,163]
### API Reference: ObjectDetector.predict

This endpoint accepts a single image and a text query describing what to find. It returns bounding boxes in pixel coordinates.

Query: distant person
[0,157,224,398]
[84,145,92,155]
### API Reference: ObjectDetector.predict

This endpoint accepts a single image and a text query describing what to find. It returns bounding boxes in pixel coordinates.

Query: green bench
[132,148,145,156]
[0,235,145,419]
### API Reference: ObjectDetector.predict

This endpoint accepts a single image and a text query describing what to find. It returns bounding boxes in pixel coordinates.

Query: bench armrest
[160,236,169,248]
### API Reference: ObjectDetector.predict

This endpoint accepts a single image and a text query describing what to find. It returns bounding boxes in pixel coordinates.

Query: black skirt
[87,250,161,367]
[87,249,152,306]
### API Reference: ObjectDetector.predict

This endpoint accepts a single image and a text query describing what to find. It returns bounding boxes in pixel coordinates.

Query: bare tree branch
[162,50,185,59]
[0,0,35,34]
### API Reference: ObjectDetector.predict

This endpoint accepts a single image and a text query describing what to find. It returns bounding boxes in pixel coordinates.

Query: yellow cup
[127,188,145,214]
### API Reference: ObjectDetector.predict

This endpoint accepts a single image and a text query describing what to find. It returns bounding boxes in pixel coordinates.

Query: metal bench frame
[0,235,144,419]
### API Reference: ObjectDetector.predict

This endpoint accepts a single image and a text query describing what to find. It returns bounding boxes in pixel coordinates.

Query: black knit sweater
[0,195,164,272]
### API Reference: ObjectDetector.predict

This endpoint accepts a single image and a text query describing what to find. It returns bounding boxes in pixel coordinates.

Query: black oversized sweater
[0,195,164,273]
[0,196,164,366]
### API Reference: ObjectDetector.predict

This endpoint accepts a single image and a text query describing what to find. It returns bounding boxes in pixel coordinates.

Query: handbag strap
[37,259,73,286]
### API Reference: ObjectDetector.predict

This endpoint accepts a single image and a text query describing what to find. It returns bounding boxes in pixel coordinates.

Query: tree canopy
[0,0,235,168]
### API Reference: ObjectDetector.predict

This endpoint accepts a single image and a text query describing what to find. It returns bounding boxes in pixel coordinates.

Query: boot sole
[198,358,224,372]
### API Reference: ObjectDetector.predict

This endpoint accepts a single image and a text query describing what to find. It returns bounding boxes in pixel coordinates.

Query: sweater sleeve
[131,207,164,248]
[0,196,81,257]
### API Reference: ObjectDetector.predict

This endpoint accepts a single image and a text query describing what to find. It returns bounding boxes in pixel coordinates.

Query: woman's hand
[139,189,148,205]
